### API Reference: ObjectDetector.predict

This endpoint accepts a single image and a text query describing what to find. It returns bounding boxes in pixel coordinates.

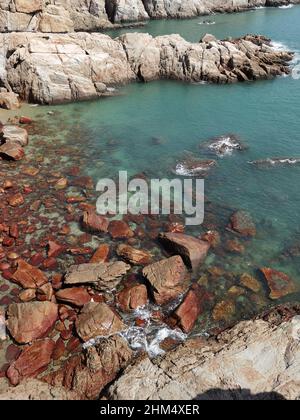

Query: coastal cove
[1,4,300,400]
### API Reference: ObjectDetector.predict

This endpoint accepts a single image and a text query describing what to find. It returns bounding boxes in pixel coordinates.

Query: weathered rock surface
[173,286,205,333]
[0,91,20,109]
[6,339,55,386]
[107,309,300,400]
[7,301,58,344]
[64,261,130,290]
[82,209,109,233]
[143,256,189,305]
[0,32,294,104]
[76,302,126,342]
[0,125,28,160]
[55,287,91,307]
[261,268,296,300]
[117,284,148,311]
[230,210,256,237]
[117,244,151,265]
[160,233,210,271]
[11,259,48,289]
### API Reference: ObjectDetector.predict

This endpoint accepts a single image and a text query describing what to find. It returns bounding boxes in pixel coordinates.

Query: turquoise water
[22,5,300,300]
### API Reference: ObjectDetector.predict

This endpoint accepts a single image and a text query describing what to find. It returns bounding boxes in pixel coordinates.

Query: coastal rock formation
[0,32,294,104]
[107,308,300,400]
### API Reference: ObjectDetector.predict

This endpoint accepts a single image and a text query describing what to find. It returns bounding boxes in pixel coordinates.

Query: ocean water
[2,6,300,341]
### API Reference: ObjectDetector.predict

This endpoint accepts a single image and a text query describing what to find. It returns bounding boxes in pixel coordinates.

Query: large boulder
[76,302,126,342]
[7,302,58,344]
[159,233,210,271]
[143,256,190,305]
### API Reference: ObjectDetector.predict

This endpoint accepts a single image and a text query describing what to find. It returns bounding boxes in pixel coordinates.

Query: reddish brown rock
[19,116,33,125]
[52,338,66,361]
[47,240,65,258]
[21,166,39,177]
[117,284,148,312]
[230,211,256,237]
[0,142,24,161]
[90,244,110,264]
[82,210,109,233]
[201,230,221,248]
[143,256,190,305]
[11,259,48,289]
[116,244,151,266]
[225,239,245,254]
[76,302,126,342]
[6,339,55,386]
[19,289,36,302]
[7,301,58,344]
[108,220,134,239]
[260,268,296,300]
[173,286,205,333]
[159,232,210,271]
[8,193,24,207]
[56,287,91,308]
[240,273,261,293]
[9,224,19,239]
[213,300,236,322]
[37,283,54,301]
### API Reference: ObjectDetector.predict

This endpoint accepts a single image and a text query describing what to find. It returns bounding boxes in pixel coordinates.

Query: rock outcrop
[107,306,300,400]
[1,1,300,32]
[0,32,293,105]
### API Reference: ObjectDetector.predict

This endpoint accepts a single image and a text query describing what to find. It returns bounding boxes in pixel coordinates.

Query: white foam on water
[208,135,242,156]
[279,4,294,9]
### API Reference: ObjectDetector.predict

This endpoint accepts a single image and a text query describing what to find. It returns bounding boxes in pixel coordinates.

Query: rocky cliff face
[0,32,293,104]
[0,1,300,32]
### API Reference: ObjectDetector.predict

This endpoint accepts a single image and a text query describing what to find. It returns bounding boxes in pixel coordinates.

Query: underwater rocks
[173,158,216,177]
[90,244,110,264]
[0,32,294,104]
[6,339,55,386]
[213,300,236,322]
[200,134,247,157]
[108,220,134,239]
[117,284,148,312]
[82,210,109,234]
[260,268,296,300]
[143,256,189,305]
[75,302,126,342]
[0,125,28,161]
[230,211,256,237]
[7,301,58,344]
[116,244,151,265]
[64,261,130,290]
[159,233,210,271]
[240,273,261,293]
[11,259,48,289]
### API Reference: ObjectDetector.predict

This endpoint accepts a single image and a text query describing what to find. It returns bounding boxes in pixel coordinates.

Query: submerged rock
[200,134,247,157]
[76,302,126,342]
[159,232,210,271]
[116,244,151,265]
[240,273,261,293]
[82,209,109,234]
[64,261,131,291]
[173,158,216,177]
[143,256,189,305]
[7,301,58,344]
[108,220,134,239]
[230,211,256,237]
[249,158,300,168]
[213,300,236,322]
[7,339,55,386]
[260,268,296,300]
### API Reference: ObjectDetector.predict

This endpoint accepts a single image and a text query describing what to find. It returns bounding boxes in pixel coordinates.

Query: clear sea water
[3,5,300,325]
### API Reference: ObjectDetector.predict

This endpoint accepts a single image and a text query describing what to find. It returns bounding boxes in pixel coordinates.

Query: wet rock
[230,211,256,237]
[117,284,148,312]
[90,244,110,263]
[7,301,58,344]
[11,259,48,289]
[47,240,65,258]
[159,232,210,271]
[76,302,126,342]
[19,116,33,125]
[201,134,247,157]
[21,166,39,176]
[36,283,54,301]
[19,289,36,302]
[82,210,109,234]
[0,92,20,110]
[201,230,221,248]
[228,286,245,297]
[174,157,216,177]
[249,157,300,168]
[1,126,28,146]
[108,220,134,239]
[56,287,91,308]
[213,300,236,322]
[173,285,205,333]
[225,239,245,254]
[64,261,130,291]
[240,273,261,293]
[143,256,190,305]
[260,268,296,300]
[0,142,24,161]
[6,339,55,386]
[8,193,24,207]
[54,178,68,190]
[116,244,151,265]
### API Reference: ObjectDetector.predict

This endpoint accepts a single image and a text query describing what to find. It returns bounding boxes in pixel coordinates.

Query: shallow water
[1,6,300,354]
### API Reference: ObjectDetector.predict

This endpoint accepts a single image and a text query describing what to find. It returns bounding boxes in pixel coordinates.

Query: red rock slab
[159,233,210,271]
[8,193,24,207]
[260,268,296,300]
[116,244,151,266]
[47,240,65,258]
[117,284,148,312]
[6,339,55,386]
[90,244,110,264]
[76,302,126,342]
[143,256,190,305]
[11,259,48,289]
[230,211,256,237]
[82,209,109,233]
[56,287,91,308]
[7,301,58,344]
[173,286,205,333]
[108,220,134,239]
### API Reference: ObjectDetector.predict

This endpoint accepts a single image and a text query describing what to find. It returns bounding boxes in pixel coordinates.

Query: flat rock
[143,256,190,305]
[11,259,48,289]
[173,286,205,333]
[64,261,131,291]
[108,220,134,239]
[159,233,210,271]
[260,268,296,300]
[117,284,148,312]
[7,302,58,344]
[6,339,55,386]
[76,302,126,342]
[82,210,109,233]
[55,287,91,307]
[116,244,151,265]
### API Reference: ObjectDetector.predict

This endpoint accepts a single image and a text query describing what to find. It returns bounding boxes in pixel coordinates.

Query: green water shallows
[25,6,300,288]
